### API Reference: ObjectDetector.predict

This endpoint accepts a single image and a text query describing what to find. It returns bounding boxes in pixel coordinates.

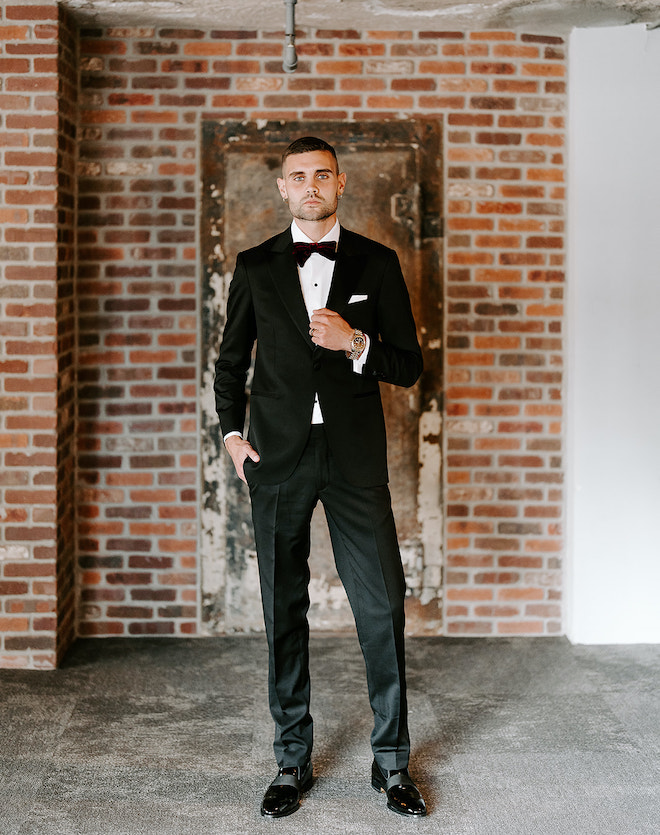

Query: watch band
[346,329,366,361]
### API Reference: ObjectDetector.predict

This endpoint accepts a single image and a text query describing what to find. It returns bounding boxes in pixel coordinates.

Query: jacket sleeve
[214,254,256,437]
[363,250,423,388]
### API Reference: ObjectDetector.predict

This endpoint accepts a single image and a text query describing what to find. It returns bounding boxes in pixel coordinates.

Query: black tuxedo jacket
[214,226,422,487]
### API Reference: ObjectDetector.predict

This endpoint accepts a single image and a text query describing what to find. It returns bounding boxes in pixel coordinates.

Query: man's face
[277,150,346,224]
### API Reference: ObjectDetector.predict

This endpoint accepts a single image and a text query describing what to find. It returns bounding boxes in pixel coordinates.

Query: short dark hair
[282,136,338,171]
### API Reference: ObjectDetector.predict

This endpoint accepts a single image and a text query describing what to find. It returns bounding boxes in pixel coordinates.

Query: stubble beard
[290,195,338,223]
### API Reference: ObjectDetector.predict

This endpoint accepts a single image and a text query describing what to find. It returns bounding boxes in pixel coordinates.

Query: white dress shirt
[291,219,369,424]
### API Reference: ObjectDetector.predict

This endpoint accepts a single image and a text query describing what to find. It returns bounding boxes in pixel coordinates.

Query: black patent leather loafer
[260,760,313,818]
[371,759,427,817]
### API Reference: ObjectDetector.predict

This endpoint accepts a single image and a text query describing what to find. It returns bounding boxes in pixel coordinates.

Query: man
[214,136,427,818]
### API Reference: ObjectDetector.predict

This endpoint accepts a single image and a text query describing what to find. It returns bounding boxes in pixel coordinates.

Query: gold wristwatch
[346,329,367,361]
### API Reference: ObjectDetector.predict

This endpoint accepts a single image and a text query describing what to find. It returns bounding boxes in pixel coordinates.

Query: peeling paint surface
[417,400,444,607]
[0,546,30,561]
[199,266,230,634]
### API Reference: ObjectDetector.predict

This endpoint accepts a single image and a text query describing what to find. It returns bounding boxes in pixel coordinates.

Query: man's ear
[277,177,288,200]
[337,171,347,197]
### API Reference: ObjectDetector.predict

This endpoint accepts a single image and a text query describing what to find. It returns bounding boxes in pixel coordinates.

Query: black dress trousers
[246,425,411,774]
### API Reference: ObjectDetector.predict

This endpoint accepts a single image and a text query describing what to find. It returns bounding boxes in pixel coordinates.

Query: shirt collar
[291,219,340,245]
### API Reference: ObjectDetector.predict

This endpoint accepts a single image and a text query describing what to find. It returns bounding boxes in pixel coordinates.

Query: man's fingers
[310,308,353,351]
[224,437,260,483]
[310,308,336,325]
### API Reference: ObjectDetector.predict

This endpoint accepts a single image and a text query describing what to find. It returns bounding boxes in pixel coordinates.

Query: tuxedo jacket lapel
[327,229,366,317]
[267,231,314,347]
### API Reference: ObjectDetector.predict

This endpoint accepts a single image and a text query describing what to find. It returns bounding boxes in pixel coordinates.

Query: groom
[215,136,427,818]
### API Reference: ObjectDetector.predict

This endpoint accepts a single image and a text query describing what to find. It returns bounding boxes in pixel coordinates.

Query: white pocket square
[348,294,368,304]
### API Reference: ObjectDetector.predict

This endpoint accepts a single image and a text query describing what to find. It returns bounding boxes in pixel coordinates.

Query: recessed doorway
[200,120,443,634]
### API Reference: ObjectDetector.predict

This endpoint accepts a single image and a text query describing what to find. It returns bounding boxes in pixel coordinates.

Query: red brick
[494,80,538,94]
[497,620,544,634]
[366,94,413,109]
[419,60,465,74]
[78,622,125,636]
[316,60,363,74]
[446,588,494,601]
[107,606,153,619]
[128,622,175,635]
[366,30,412,40]
[419,31,466,40]
[6,6,58,20]
[7,76,58,93]
[447,621,494,635]
[522,63,565,77]
[4,561,56,576]
[476,132,521,146]
[475,568,522,585]
[472,62,516,75]
[494,44,540,58]
[0,58,31,73]
[471,96,516,110]
[161,59,208,73]
[0,25,30,39]
[183,42,231,55]
[391,44,436,57]
[448,113,493,126]
[528,168,564,182]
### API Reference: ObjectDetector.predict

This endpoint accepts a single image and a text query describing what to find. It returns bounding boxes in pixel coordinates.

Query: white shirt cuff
[223,430,243,444]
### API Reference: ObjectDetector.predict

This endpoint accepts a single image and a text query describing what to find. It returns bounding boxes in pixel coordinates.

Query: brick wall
[0,1,77,667]
[1,19,566,667]
[441,35,565,635]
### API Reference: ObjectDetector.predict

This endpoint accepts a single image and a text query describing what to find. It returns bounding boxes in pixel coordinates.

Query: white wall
[568,25,660,643]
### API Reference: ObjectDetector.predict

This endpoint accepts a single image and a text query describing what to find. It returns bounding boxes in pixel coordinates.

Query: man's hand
[225,435,260,484]
[309,308,354,352]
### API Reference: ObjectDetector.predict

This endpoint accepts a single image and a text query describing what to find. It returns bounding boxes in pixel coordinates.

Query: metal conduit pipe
[283,0,298,73]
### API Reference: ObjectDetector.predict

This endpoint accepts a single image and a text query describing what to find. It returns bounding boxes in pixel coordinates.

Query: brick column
[0,2,78,668]
[442,33,565,634]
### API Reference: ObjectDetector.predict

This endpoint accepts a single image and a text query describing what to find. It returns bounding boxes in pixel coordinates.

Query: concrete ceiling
[58,0,660,35]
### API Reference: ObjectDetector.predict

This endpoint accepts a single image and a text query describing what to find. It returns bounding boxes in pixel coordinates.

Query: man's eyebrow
[288,167,334,177]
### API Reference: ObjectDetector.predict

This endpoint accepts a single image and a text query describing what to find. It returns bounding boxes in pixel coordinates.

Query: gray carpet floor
[1,635,659,834]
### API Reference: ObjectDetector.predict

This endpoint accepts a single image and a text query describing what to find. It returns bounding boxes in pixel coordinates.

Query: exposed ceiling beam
[57,0,660,34]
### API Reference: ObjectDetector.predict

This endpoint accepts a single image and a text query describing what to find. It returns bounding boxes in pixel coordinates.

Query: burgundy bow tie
[292,241,338,267]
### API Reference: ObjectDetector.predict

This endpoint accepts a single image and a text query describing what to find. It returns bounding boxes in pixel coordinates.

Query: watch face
[352,332,366,350]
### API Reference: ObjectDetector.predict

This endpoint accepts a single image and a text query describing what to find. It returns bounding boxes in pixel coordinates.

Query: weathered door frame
[200,120,444,634]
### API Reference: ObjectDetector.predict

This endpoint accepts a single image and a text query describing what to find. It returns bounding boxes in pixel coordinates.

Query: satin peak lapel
[268,241,313,346]
[327,247,365,317]
[327,255,365,316]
